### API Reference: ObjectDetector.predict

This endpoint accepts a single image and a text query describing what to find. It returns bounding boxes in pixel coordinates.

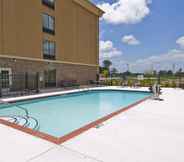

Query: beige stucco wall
[1,0,42,58]
[0,0,101,66]
[0,0,3,53]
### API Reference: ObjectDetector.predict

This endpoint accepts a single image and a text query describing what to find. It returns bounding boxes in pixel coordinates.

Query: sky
[91,0,184,73]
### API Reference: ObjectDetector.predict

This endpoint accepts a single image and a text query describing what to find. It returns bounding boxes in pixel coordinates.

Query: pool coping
[1,86,150,103]
[0,89,152,144]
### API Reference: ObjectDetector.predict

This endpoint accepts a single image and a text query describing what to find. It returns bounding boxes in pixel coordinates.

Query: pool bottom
[0,95,151,144]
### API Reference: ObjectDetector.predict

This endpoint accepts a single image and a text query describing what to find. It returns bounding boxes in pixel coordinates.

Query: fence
[99,76,184,89]
[0,72,40,97]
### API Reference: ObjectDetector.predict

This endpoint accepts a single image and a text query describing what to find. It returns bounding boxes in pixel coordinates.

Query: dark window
[42,13,55,35]
[42,0,55,9]
[1,71,10,88]
[44,69,56,87]
[43,40,56,60]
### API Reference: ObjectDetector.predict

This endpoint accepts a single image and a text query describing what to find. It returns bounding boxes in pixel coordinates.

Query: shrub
[171,81,176,88]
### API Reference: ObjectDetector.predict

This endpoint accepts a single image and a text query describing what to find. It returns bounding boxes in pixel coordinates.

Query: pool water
[0,90,151,137]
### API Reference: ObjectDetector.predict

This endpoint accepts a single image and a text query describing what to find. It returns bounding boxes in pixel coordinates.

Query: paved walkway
[0,88,184,162]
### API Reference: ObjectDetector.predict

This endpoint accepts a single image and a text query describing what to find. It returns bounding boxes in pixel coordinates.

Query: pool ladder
[16,105,40,131]
[0,105,39,131]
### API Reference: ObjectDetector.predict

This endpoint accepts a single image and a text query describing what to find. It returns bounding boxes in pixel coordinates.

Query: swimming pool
[0,89,151,144]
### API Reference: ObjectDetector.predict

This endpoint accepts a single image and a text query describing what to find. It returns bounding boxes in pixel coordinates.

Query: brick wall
[0,57,98,88]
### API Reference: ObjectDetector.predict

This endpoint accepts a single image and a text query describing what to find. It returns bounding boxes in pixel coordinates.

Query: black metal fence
[0,72,40,97]
[98,76,184,89]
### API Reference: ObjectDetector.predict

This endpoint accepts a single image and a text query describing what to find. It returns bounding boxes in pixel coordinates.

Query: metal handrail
[0,115,17,123]
[16,105,29,117]
[16,105,39,130]
[0,102,39,131]
[29,116,39,130]
[0,115,29,127]
[13,115,29,127]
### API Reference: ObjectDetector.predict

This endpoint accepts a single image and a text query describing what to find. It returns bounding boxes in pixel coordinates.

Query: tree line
[100,59,184,78]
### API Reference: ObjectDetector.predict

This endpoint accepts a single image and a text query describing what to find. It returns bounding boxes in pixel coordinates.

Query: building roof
[73,0,104,17]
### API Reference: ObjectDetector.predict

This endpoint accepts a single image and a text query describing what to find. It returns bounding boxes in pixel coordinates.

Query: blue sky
[92,0,184,72]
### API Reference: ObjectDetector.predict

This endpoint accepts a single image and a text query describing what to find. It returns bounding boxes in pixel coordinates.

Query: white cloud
[122,35,140,45]
[99,37,184,72]
[98,0,151,25]
[99,49,184,73]
[176,36,184,48]
[131,49,184,72]
[100,40,122,59]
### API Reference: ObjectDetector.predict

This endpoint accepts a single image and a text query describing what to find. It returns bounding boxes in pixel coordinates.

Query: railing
[29,116,40,130]
[16,105,29,117]
[16,105,39,130]
[97,76,184,89]
[0,72,40,97]
[0,102,40,131]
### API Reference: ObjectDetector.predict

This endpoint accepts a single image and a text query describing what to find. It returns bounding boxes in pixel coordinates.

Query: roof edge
[73,0,104,17]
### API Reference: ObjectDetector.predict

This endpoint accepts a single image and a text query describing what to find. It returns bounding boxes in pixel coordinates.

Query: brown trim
[0,118,59,144]
[0,95,151,145]
[57,95,151,144]
[0,0,4,53]
[0,54,99,67]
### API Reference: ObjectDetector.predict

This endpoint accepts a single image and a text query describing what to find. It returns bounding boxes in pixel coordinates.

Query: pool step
[0,115,39,131]
[15,116,39,130]
[0,116,17,123]
[13,116,29,127]
[26,116,39,131]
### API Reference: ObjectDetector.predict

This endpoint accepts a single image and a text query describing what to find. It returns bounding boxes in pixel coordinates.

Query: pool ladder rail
[16,105,40,131]
[0,104,40,131]
[0,114,40,131]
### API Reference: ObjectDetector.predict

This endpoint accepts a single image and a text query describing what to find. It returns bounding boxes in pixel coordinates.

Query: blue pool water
[0,90,151,137]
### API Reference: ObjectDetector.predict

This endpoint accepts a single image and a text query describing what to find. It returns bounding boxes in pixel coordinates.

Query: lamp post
[157,72,161,85]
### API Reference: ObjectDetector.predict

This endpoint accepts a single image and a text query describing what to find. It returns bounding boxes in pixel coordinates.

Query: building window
[0,68,12,89]
[42,13,55,35]
[42,0,55,9]
[43,40,56,60]
[44,69,56,87]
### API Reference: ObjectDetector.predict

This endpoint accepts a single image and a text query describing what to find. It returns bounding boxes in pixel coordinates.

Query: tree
[123,71,131,76]
[176,68,183,76]
[111,68,117,74]
[102,69,109,78]
[178,68,182,73]
[167,70,173,76]
[153,70,157,77]
[111,68,118,77]
[103,60,112,70]
[159,70,168,76]
[99,66,105,74]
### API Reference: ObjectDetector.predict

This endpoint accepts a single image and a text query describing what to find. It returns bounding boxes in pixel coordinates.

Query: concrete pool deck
[0,87,184,162]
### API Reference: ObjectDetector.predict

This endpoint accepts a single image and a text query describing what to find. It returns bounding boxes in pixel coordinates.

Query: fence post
[157,73,161,85]
[25,72,28,90]
[178,72,182,88]
[36,72,40,93]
